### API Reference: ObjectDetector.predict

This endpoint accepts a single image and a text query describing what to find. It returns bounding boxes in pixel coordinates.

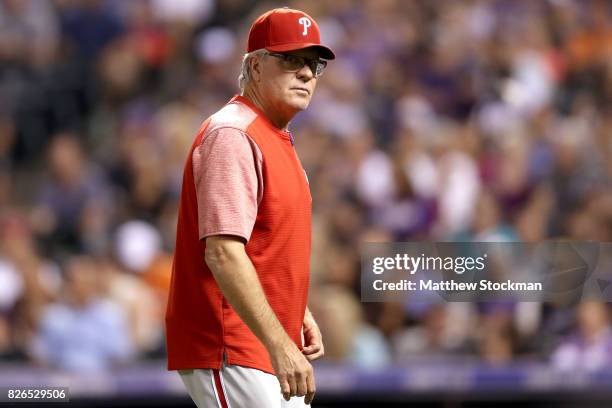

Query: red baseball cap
[247,7,335,60]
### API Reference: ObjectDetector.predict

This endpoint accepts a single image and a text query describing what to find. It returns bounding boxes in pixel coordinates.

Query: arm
[205,235,316,404]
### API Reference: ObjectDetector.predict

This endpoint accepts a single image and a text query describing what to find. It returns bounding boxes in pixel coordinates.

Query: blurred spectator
[98,257,163,357]
[0,210,61,359]
[431,123,481,237]
[474,305,518,366]
[552,302,612,373]
[515,185,555,242]
[110,220,171,354]
[454,189,519,242]
[393,303,472,361]
[115,221,173,299]
[312,285,391,368]
[30,255,132,372]
[58,0,124,59]
[32,134,113,256]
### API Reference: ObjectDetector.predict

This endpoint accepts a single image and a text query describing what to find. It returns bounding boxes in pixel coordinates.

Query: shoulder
[207,101,257,135]
[198,101,262,152]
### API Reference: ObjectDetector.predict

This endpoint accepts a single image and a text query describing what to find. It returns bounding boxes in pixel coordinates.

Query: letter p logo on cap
[298,17,312,36]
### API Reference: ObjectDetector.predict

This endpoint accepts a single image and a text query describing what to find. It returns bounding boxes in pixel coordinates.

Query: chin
[287,96,311,111]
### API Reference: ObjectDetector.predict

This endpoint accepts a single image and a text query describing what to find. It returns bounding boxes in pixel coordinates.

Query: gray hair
[238,49,267,94]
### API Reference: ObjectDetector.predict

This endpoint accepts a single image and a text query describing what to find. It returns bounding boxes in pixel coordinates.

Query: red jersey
[166,95,312,374]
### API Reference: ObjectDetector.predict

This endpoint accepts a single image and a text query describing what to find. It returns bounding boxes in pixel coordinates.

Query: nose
[296,62,315,81]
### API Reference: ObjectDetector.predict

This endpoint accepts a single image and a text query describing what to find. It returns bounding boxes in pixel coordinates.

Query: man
[165,7,335,408]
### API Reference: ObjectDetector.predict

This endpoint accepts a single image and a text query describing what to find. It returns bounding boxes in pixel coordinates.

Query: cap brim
[266,43,336,60]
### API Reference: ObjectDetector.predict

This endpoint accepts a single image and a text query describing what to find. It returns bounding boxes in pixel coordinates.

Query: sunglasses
[265,52,328,78]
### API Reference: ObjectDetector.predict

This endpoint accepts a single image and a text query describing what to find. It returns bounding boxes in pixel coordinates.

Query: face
[253,48,322,118]
[65,256,100,306]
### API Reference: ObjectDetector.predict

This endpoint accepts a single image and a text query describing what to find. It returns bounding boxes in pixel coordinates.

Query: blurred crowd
[0,0,611,373]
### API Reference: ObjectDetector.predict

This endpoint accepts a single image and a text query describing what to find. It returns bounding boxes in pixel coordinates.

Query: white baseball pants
[179,363,311,408]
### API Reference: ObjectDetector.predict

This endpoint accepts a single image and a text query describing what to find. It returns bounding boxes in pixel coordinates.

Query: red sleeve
[192,127,263,242]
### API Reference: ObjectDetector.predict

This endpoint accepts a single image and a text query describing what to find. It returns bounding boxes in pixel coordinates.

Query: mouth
[291,87,310,95]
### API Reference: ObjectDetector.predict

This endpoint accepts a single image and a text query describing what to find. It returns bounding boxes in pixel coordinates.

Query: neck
[242,87,293,130]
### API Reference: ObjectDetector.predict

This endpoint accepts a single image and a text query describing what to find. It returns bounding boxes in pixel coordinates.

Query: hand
[269,339,316,404]
[302,313,324,361]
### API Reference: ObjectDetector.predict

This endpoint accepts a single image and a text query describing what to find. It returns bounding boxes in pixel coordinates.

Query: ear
[250,54,263,82]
